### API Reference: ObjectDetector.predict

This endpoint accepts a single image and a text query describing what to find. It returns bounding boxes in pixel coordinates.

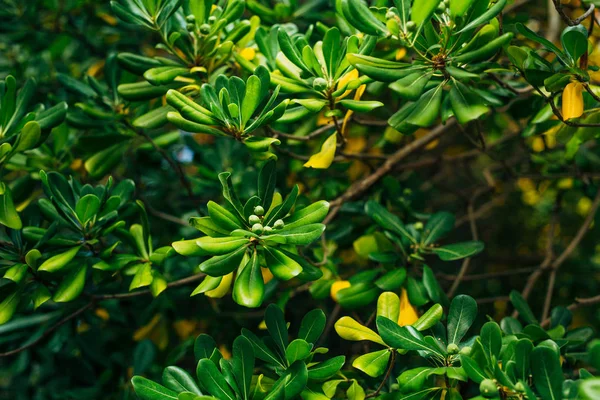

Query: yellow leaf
[304,133,337,169]
[95,307,110,321]
[562,82,584,120]
[205,272,233,298]
[261,267,274,284]
[330,280,351,302]
[87,60,105,77]
[398,288,419,326]
[173,319,201,340]
[395,48,407,60]
[133,314,169,350]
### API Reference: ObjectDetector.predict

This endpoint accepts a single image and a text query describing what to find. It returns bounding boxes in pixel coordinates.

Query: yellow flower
[330,280,351,302]
[304,133,337,169]
[562,82,584,120]
[205,272,233,298]
[398,288,419,326]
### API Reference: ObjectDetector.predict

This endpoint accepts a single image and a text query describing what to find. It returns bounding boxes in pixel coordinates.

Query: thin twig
[540,293,600,327]
[325,120,457,223]
[0,273,205,357]
[366,350,396,398]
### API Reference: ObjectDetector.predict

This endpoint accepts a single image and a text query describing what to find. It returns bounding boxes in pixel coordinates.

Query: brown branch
[0,302,94,357]
[447,188,488,297]
[325,120,457,223]
[540,294,600,327]
[0,273,205,357]
[365,350,396,398]
[517,188,600,312]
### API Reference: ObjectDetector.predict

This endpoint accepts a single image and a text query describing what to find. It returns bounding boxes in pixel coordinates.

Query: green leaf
[196,359,236,400]
[0,290,20,325]
[76,194,101,223]
[323,28,341,78]
[264,247,303,280]
[376,317,443,357]
[0,182,22,230]
[580,378,600,400]
[298,309,326,345]
[231,335,254,400]
[144,67,190,85]
[411,0,442,26]
[352,349,390,377]
[561,24,588,62]
[457,0,507,33]
[199,246,248,276]
[265,303,289,354]
[233,250,264,308]
[286,339,312,364]
[53,265,87,302]
[334,316,385,345]
[447,295,477,345]
[284,200,330,229]
[406,84,443,127]
[196,236,250,255]
[365,201,415,243]
[13,121,41,152]
[375,268,407,290]
[195,334,217,360]
[241,328,286,368]
[129,263,153,291]
[162,366,203,395]
[397,367,433,393]
[515,23,568,64]
[389,72,433,101]
[132,376,178,400]
[460,356,487,383]
[449,81,489,124]
[307,355,345,381]
[377,292,400,322]
[265,224,325,245]
[531,346,564,400]
[207,201,244,231]
[338,100,384,112]
[450,0,476,17]
[480,322,502,360]
[431,241,484,261]
[38,245,82,273]
[509,290,538,325]
[514,339,533,381]
[413,304,443,331]
[284,360,308,399]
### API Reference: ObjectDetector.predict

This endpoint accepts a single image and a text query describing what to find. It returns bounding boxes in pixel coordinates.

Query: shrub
[1,0,600,399]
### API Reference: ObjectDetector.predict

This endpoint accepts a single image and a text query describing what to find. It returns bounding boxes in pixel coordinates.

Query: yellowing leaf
[205,272,233,298]
[398,288,419,326]
[562,82,584,120]
[330,280,351,302]
[133,314,169,350]
[261,267,274,284]
[304,133,337,169]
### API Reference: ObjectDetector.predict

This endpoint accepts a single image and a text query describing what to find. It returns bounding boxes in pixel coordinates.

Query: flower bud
[274,219,285,229]
[253,205,265,216]
[249,215,261,224]
[185,14,196,23]
[479,379,499,398]
[312,78,328,91]
[459,346,472,356]
[252,223,264,234]
[447,343,459,354]
[405,21,417,32]
[199,23,211,34]
[263,226,272,233]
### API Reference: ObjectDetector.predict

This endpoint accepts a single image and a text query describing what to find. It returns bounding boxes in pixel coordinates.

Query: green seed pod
[414,222,424,230]
[253,206,265,216]
[447,343,459,354]
[405,21,417,32]
[208,16,217,24]
[480,379,499,398]
[273,219,285,229]
[263,226,272,233]
[249,215,261,224]
[185,14,196,23]
[459,346,472,356]
[312,78,328,91]
[186,23,196,31]
[514,382,525,392]
[200,23,211,34]
[252,223,264,234]
[385,11,396,20]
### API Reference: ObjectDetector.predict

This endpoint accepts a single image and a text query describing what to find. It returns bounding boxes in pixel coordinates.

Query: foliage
[1,0,600,399]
